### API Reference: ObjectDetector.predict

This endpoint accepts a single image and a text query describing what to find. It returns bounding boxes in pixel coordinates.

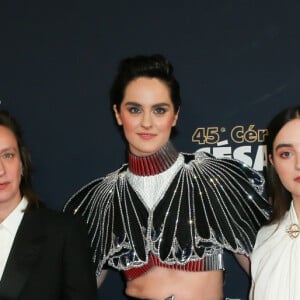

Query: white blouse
[250,201,300,300]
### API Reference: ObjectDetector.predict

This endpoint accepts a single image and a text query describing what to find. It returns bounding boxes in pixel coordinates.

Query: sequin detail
[64,149,270,276]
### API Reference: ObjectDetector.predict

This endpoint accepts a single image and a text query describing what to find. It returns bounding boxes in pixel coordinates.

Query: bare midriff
[125,266,223,300]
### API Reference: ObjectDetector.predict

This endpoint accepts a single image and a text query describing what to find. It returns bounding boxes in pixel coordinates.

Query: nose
[141,112,153,129]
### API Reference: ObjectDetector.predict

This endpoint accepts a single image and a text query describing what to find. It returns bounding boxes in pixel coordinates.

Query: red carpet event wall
[1,1,300,299]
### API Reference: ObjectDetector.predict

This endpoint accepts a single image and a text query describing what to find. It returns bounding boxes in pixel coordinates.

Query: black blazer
[0,207,97,300]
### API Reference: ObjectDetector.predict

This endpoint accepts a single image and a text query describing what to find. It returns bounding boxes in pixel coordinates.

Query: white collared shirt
[0,197,28,281]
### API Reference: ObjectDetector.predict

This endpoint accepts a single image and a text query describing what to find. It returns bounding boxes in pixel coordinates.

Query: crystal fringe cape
[64,145,270,276]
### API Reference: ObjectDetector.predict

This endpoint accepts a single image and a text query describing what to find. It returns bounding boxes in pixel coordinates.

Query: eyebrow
[124,101,171,107]
[0,147,18,153]
[275,143,293,151]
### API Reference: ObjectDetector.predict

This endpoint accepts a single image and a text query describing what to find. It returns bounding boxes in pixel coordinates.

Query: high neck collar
[128,142,179,176]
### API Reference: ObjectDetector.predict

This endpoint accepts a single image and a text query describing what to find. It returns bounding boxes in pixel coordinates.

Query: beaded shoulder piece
[64,151,270,276]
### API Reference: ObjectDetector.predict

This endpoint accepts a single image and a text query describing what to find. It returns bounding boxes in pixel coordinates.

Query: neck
[128,142,179,176]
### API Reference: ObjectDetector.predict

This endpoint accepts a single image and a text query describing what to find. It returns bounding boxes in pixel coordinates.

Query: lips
[294,177,300,183]
[137,133,156,140]
[0,182,9,190]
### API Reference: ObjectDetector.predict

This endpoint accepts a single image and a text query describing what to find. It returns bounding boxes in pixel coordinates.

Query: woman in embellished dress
[250,106,300,300]
[64,54,269,300]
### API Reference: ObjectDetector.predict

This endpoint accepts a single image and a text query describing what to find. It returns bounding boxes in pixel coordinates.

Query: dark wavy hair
[265,105,300,223]
[110,54,181,113]
[0,110,41,211]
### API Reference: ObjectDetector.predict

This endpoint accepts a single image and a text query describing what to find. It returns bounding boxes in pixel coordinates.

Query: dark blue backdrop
[1,1,300,299]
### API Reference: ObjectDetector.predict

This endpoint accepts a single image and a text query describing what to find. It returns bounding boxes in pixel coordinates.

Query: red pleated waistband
[124,254,207,280]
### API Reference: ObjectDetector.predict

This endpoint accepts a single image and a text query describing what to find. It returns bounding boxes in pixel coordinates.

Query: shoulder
[257,222,277,238]
[185,150,264,191]
[254,222,279,248]
[256,209,290,242]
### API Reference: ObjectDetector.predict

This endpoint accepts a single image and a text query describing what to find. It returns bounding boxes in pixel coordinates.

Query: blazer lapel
[0,209,46,299]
